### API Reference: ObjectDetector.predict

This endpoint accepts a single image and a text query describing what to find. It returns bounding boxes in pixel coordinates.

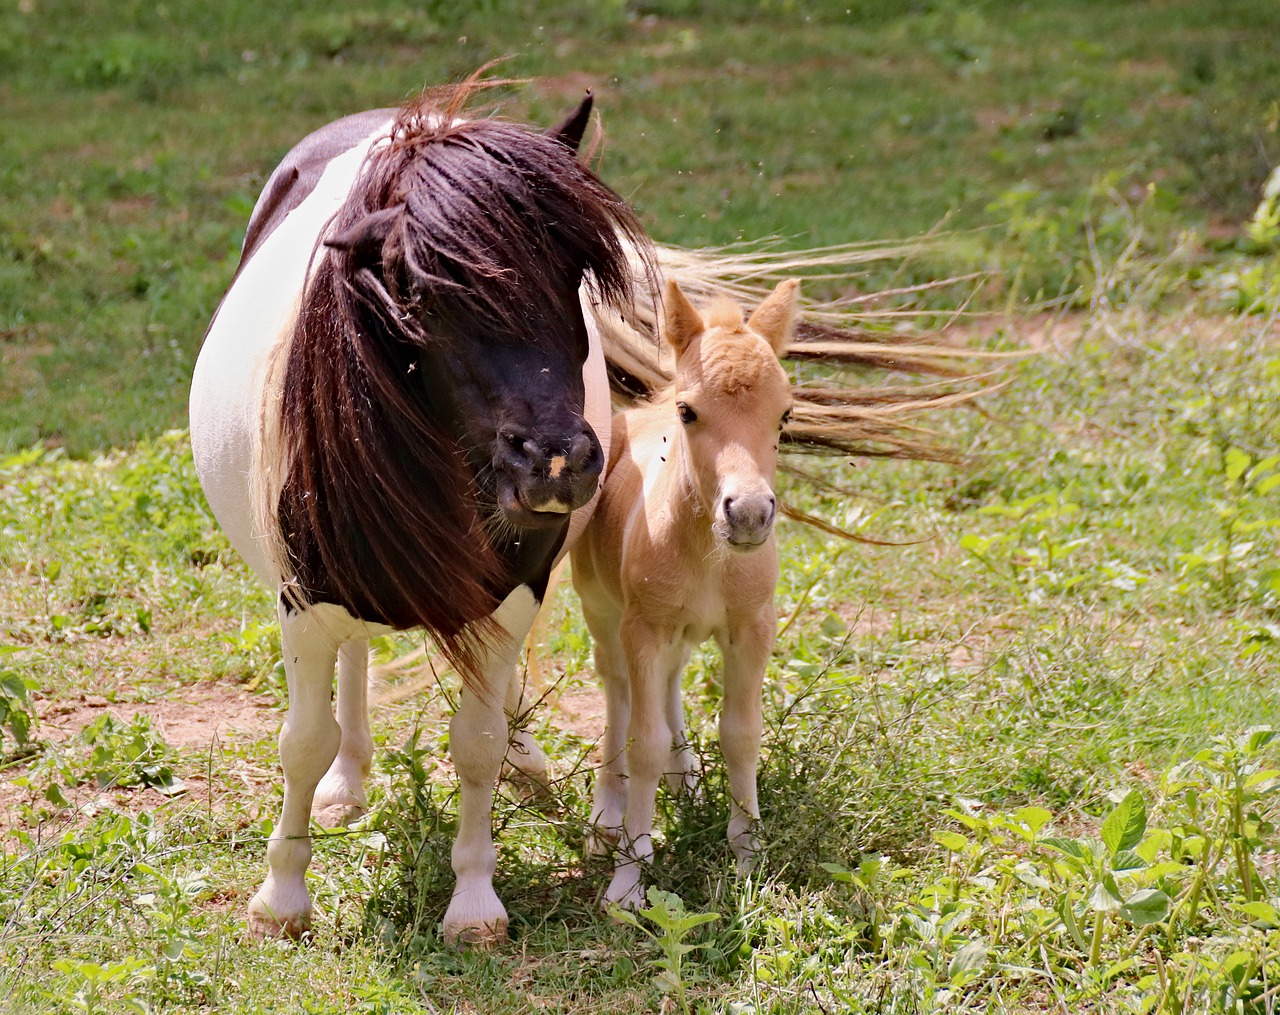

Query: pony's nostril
[567,431,598,470]
[723,497,735,521]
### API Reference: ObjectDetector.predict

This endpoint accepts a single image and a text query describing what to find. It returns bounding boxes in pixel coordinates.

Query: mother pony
[190,82,652,945]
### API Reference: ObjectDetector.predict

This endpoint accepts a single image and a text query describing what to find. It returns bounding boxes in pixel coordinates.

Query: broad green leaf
[1239,901,1280,927]
[1042,837,1094,861]
[1225,447,1251,481]
[1101,791,1146,854]
[1088,874,1124,913]
[820,862,853,883]
[1014,806,1053,835]
[933,830,969,852]
[1110,849,1147,872]
[1243,727,1277,753]
[1255,473,1280,495]
[948,939,988,982]
[1119,889,1170,926]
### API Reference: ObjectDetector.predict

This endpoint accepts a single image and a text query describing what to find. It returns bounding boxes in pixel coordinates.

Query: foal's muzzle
[496,425,603,527]
[715,490,778,550]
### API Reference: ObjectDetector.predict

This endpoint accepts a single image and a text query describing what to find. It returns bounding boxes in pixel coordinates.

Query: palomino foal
[572,278,797,908]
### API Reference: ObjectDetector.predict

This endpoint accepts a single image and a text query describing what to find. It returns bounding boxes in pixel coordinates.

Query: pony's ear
[324,205,403,261]
[662,279,704,355]
[545,93,593,154]
[747,278,800,354]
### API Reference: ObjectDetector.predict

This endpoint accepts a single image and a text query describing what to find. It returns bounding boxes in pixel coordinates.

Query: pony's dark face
[420,300,603,530]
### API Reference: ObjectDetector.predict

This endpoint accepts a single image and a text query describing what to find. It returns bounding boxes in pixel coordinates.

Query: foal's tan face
[673,312,793,550]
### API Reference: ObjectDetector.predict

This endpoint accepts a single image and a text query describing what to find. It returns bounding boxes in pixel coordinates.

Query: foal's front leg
[442,587,540,948]
[718,608,775,871]
[606,617,679,909]
[248,602,344,939]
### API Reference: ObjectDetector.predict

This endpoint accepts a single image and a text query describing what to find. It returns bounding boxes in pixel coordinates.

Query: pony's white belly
[189,122,393,585]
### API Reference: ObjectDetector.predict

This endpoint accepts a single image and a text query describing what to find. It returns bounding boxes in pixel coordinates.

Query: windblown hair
[273,84,652,679]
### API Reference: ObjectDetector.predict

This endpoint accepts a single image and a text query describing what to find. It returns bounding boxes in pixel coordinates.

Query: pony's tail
[597,239,1024,464]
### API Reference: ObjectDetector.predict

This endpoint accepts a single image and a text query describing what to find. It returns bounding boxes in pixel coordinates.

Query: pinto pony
[191,79,990,947]
[572,279,797,908]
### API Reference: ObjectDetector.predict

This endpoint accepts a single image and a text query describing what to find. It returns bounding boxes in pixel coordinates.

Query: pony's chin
[498,488,573,530]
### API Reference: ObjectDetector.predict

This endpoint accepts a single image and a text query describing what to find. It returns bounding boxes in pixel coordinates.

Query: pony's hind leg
[248,602,344,940]
[443,586,541,948]
[313,639,374,827]
[502,667,553,802]
[717,610,774,871]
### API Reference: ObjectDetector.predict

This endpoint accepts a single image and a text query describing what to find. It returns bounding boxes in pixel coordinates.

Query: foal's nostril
[567,431,598,470]
[724,496,735,520]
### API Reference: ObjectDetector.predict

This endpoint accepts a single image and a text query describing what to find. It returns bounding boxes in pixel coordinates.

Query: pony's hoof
[503,764,554,806]
[313,801,367,828]
[443,918,508,950]
[247,898,311,942]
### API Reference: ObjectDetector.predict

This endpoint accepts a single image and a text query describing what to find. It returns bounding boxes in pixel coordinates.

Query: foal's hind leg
[248,602,344,940]
[583,605,630,854]
[663,645,698,796]
[313,639,374,827]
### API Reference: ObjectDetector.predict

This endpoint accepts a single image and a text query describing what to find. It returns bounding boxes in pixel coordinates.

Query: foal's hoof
[312,801,368,829]
[247,899,311,942]
[443,918,508,951]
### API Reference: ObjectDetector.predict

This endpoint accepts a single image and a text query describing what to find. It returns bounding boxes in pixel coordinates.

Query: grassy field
[2,1,1280,1013]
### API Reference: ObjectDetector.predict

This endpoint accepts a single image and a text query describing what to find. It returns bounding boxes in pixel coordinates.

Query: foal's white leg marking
[584,605,630,854]
[717,612,774,870]
[606,620,680,910]
[502,666,552,800]
[443,586,540,948]
[247,602,345,939]
[313,639,374,827]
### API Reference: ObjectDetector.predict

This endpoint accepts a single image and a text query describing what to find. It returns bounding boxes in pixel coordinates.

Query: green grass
[2,308,1278,1012]
[2,2,1280,1012]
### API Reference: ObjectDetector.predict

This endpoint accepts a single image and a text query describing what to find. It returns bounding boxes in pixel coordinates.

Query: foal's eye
[677,402,698,425]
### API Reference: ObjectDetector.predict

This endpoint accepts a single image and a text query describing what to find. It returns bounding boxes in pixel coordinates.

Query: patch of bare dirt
[37,680,277,749]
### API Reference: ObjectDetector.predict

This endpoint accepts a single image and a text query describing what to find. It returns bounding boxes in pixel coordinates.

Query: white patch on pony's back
[189,118,394,587]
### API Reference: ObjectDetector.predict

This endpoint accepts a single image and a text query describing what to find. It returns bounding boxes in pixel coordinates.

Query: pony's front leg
[605,617,676,910]
[313,639,374,827]
[247,602,343,939]
[443,587,540,948]
[718,609,774,871]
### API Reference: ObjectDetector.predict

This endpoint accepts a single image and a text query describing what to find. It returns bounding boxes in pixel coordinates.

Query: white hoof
[603,868,645,912]
[443,885,509,949]
[312,801,368,828]
[247,882,312,941]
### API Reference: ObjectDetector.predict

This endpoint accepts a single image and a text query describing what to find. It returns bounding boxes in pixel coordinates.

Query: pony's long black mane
[276,86,652,679]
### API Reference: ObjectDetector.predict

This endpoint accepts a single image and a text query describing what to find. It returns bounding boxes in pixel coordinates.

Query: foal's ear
[545,93,594,154]
[324,205,403,261]
[747,278,800,354]
[662,279,704,355]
